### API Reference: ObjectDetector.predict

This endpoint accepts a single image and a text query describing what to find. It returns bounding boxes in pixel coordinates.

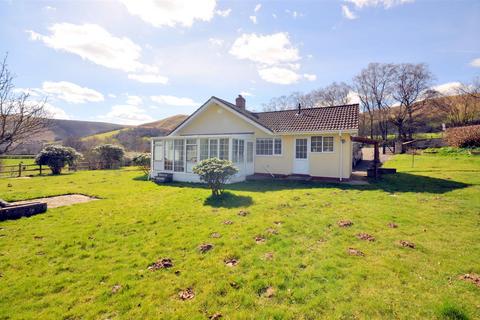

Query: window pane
[247,141,253,162]
[295,138,307,159]
[209,139,218,158]
[186,139,197,173]
[219,138,229,160]
[154,141,163,160]
[232,139,239,163]
[311,136,322,152]
[323,137,334,152]
[256,138,273,155]
[174,139,184,172]
[164,140,173,170]
[200,139,209,161]
[238,140,244,163]
[274,138,282,155]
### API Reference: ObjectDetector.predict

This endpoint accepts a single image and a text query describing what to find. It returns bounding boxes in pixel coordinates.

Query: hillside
[139,114,188,131]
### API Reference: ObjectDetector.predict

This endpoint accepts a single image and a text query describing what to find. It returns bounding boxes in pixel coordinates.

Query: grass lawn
[0,154,479,319]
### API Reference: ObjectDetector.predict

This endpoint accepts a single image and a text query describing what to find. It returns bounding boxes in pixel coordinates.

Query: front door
[293,137,309,175]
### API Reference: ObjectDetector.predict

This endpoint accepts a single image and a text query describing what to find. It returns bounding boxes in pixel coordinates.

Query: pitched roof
[252,105,359,133]
[169,96,359,135]
[215,96,358,133]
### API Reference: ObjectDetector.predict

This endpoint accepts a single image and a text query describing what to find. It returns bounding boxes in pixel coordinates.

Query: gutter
[339,130,343,181]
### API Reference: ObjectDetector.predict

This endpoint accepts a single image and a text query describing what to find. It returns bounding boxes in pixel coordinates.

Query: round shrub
[132,153,151,175]
[35,145,82,175]
[93,144,125,169]
[192,158,238,197]
[445,124,480,148]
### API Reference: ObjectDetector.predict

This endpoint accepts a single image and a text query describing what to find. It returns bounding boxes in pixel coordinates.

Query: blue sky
[1,0,479,125]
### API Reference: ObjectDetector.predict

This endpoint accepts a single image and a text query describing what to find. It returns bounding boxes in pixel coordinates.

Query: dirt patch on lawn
[12,194,98,209]
[356,233,375,242]
[148,258,173,271]
[338,220,353,228]
[459,273,480,288]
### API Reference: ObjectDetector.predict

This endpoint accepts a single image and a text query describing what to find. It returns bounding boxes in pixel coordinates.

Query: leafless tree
[353,63,396,140]
[0,54,50,154]
[312,82,352,107]
[391,63,433,139]
[262,95,293,111]
[430,78,480,126]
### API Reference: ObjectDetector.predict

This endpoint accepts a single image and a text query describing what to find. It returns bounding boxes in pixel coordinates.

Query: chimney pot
[235,94,246,110]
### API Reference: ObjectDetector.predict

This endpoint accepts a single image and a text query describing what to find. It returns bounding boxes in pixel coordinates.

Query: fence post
[18,162,22,177]
[39,164,42,176]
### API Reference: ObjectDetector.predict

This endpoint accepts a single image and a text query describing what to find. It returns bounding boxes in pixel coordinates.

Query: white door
[293,137,309,175]
[246,141,254,175]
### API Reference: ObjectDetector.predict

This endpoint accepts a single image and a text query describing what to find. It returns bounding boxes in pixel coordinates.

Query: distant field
[0,157,35,166]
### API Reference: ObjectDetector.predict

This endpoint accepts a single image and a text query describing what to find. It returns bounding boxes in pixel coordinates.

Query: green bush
[132,153,151,175]
[192,158,238,197]
[93,144,125,169]
[35,145,82,175]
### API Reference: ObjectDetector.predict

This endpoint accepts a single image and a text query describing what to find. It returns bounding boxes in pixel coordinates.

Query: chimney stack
[297,103,302,114]
[235,94,246,110]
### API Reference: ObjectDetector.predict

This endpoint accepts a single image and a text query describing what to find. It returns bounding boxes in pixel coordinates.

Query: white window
[323,137,334,152]
[154,141,163,161]
[186,139,197,173]
[164,140,174,170]
[256,138,282,156]
[200,139,209,161]
[311,136,334,153]
[219,138,229,160]
[232,139,245,163]
[209,139,218,158]
[246,141,253,163]
[173,139,184,172]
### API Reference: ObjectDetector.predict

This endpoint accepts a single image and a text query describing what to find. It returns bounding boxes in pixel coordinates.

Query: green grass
[1,154,479,319]
[0,158,35,166]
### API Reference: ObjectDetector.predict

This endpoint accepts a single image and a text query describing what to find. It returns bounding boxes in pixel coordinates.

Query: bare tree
[0,55,50,154]
[312,82,352,107]
[391,63,433,139]
[353,63,396,140]
[262,95,293,111]
[430,78,480,126]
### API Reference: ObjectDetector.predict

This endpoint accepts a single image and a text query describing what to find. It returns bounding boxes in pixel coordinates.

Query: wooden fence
[0,160,130,178]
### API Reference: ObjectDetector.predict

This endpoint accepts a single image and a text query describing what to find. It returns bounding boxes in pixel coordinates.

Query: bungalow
[150,95,359,183]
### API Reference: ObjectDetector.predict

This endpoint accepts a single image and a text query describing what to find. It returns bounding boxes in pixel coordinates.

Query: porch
[151,133,255,183]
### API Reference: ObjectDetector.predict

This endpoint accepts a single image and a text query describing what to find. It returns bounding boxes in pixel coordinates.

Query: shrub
[35,145,82,175]
[192,158,238,197]
[445,124,480,148]
[132,153,151,175]
[93,144,125,169]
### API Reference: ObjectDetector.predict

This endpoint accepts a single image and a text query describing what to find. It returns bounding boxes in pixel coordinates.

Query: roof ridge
[252,104,359,114]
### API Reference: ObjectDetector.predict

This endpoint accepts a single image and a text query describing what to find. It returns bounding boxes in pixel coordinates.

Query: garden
[0,150,479,319]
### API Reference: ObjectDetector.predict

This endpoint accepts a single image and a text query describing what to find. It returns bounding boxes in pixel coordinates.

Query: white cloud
[249,16,258,24]
[41,81,104,104]
[286,9,303,18]
[303,73,317,81]
[43,6,56,12]
[272,13,277,19]
[108,93,117,98]
[258,67,301,85]
[342,5,357,19]
[470,58,480,67]
[431,82,463,95]
[43,102,70,119]
[216,8,231,17]
[254,4,262,12]
[208,38,224,47]
[151,95,198,106]
[240,91,254,97]
[345,0,414,9]
[126,95,143,106]
[28,23,167,83]
[127,73,168,84]
[229,32,300,65]
[99,104,153,125]
[120,0,217,28]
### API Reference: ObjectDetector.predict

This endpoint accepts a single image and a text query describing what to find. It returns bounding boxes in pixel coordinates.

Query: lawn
[0,154,479,319]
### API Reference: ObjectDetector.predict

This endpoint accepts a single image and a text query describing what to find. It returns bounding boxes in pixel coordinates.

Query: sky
[0,0,479,125]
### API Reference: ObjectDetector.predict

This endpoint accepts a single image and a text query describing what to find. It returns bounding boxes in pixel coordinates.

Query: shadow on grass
[147,172,470,195]
[203,191,253,208]
[133,174,149,181]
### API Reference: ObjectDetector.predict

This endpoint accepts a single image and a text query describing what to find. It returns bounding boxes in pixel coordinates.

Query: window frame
[255,137,283,156]
[310,136,335,153]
